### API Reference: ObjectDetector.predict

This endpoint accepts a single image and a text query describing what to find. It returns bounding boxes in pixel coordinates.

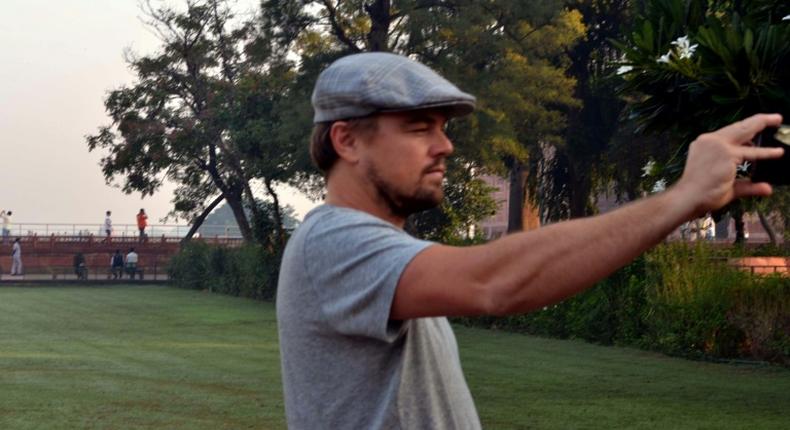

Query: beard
[365,163,444,218]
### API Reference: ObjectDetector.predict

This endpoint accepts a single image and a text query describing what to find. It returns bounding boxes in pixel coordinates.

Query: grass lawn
[0,286,787,429]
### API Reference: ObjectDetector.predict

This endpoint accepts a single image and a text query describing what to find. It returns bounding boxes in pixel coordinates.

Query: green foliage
[87,0,298,243]
[615,0,790,241]
[407,163,497,242]
[168,241,280,300]
[462,242,790,365]
[616,0,790,162]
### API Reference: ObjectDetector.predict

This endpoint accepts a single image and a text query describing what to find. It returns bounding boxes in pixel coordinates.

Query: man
[73,252,88,280]
[276,52,784,429]
[111,250,124,280]
[125,247,139,279]
[137,209,148,242]
[10,238,22,276]
[2,210,12,244]
[103,211,113,242]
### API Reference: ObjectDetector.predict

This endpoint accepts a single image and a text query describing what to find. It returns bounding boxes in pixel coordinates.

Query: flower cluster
[651,178,668,193]
[657,35,699,64]
[641,160,656,177]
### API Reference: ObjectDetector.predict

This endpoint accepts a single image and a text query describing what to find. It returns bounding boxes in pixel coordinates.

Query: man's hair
[310,116,378,174]
[129,247,135,252]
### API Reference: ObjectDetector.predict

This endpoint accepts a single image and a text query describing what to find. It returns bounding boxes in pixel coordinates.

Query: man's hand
[674,113,784,217]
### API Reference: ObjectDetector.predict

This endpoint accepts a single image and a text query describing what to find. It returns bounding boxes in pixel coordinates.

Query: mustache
[422,161,446,174]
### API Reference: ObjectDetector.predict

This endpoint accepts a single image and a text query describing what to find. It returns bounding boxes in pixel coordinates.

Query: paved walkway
[0,273,169,283]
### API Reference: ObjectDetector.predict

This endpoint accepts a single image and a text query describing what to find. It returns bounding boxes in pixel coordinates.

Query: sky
[0,0,318,231]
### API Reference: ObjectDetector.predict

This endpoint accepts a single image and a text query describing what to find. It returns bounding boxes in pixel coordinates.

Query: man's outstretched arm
[391,114,785,320]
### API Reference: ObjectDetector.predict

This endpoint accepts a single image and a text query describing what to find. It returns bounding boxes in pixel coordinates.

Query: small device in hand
[752,125,790,185]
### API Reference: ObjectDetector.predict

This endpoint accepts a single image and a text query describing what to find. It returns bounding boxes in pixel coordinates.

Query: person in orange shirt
[136,209,148,242]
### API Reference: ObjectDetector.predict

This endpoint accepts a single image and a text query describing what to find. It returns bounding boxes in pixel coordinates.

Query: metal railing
[1,223,243,239]
[0,262,168,282]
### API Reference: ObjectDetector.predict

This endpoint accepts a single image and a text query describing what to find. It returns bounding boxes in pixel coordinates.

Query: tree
[87,0,298,244]
[261,0,584,236]
[544,0,632,220]
[615,0,790,242]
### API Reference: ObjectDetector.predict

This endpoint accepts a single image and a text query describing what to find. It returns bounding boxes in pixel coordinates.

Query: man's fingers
[737,145,784,161]
[717,113,783,144]
[734,180,773,199]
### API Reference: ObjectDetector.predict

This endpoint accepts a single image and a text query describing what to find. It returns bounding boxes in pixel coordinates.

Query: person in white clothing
[10,238,22,276]
[125,247,139,279]
[2,210,12,244]
[103,211,113,242]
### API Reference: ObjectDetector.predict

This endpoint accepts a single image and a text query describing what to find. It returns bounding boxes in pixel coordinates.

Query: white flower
[657,51,672,64]
[617,65,634,75]
[641,160,656,177]
[671,35,690,49]
[783,15,790,21]
[671,35,698,59]
[652,178,667,193]
[737,161,751,174]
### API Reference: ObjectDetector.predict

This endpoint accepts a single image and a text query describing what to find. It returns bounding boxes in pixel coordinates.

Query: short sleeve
[303,210,432,342]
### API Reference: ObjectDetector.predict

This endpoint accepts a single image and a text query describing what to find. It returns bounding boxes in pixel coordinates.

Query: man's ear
[330,121,361,164]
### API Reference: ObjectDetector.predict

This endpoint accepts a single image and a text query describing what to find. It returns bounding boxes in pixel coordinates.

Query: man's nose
[431,131,454,157]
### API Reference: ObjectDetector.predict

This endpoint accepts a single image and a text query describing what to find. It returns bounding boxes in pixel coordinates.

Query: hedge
[168,241,279,301]
[458,242,789,365]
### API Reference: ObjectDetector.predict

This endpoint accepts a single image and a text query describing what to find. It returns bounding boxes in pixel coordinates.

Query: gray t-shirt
[277,205,481,429]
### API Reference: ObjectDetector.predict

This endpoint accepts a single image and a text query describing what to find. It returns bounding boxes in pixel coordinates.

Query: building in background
[476,177,783,243]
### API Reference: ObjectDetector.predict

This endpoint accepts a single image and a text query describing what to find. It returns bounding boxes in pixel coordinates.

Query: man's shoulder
[293,205,396,242]
[283,204,420,270]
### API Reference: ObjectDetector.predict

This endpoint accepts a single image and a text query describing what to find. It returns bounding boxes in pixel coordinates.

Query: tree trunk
[757,210,777,245]
[225,189,254,242]
[568,164,592,219]
[365,0,391,51]
[507,161,526,233]
[733,204,746,245]
[181,194,225,244]
[264,178,286,249]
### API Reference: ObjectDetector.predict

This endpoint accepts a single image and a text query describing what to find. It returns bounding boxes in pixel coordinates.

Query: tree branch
[181,193,225,244]
[320,0,362,52]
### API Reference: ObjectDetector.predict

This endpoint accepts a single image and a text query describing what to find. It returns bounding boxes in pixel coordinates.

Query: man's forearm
[477,185,698,315]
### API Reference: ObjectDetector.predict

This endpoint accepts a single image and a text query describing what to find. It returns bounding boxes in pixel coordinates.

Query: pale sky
[0,0,317,230]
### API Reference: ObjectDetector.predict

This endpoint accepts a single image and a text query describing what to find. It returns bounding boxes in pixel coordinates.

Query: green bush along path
[0,286,788,429]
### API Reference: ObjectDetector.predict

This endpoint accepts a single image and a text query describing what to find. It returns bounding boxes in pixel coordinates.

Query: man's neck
[325,170,406,228]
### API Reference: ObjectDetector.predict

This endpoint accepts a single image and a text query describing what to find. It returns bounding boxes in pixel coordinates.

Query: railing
[1,223,243,239]
[0,262,168,282]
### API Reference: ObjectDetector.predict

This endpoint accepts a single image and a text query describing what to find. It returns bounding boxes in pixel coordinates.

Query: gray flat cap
[311,52,476,123]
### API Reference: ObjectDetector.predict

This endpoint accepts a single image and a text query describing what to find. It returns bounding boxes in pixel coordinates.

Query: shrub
[459,242,790,365]
[168,241,280,301]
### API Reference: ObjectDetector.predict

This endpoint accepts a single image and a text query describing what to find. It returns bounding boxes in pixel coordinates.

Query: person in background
[102,211,113,242]
[136,209,148,242]
[73,252,88,280]
[10,238,22,276]
[2,210,12,244]
[125,247,139,279]
[111,250,124,280]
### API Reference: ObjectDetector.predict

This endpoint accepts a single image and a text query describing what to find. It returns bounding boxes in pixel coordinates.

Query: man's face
[355,109,454,217]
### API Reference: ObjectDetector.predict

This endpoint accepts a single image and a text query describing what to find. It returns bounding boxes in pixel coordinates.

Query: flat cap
[311,52,476,123]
